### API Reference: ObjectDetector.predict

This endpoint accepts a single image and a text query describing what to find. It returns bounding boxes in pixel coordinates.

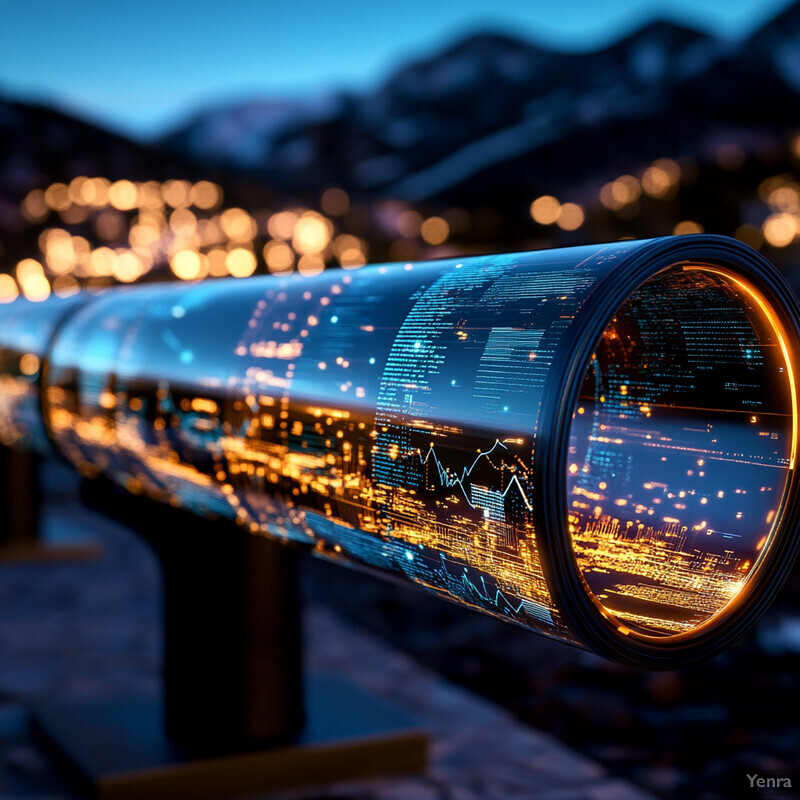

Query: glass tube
[568,266,794,641]
[0,294,82,451]
[2,236,799,667]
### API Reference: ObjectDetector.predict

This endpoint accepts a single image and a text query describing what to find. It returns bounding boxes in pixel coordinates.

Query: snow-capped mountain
[155,11,794,204]
[2,2,800,216]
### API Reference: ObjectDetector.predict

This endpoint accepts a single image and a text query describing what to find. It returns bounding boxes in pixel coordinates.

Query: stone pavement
[0,463,655,800]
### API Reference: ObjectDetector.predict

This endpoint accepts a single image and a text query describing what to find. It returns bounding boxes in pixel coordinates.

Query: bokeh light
[264,240,295,274]
[108,180,139,211]
[226,248,257,278]
[763,213,798,248]
[16,259,51,301]
[162,180,192,209]
[530,196,560,225]
[420,216,449,245]
[321,188,349,217]
[170,250,204,281]
[673,220,704,236]
[556,203,585,231]
[293,212,332,254]
[0,274,19,303]
[191,181,222,210]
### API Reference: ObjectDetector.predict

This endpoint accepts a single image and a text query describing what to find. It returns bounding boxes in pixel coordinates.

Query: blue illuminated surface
[10,243,792,642]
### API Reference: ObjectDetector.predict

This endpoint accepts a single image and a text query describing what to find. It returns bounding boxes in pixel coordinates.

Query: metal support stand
[31,481,427,799]
[0,446,99,562]
[155,499,305,752]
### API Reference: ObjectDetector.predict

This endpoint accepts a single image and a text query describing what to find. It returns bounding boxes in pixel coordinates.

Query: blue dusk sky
[0,0,792,139]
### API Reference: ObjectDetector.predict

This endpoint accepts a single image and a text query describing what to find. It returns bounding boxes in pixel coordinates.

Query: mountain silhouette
[156,12,785,205]
[2,3,800,215]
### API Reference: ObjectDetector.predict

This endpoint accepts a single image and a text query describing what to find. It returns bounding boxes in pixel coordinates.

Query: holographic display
[568,267,794,636]
[1,236,798,667]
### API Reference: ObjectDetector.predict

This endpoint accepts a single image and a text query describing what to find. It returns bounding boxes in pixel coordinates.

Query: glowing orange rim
[575,263,799,642]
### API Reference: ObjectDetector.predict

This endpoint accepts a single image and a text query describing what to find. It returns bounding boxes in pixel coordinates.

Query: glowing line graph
[437,553,553,622]
[416,439,533,511]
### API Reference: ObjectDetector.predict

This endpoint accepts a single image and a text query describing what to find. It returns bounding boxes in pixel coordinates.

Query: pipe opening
[568,264,796,638]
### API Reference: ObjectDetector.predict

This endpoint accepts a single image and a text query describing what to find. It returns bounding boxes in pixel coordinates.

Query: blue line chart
[418,439,533,511]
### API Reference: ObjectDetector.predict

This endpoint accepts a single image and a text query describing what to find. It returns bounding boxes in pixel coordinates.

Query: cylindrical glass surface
[1,235,798,667]
[568,266,794,640]
[0,294,82,451]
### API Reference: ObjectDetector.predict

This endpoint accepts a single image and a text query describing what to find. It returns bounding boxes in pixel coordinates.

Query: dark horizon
[0,0,795,141]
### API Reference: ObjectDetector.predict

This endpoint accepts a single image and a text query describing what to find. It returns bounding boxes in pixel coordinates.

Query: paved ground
[0,463,656,800]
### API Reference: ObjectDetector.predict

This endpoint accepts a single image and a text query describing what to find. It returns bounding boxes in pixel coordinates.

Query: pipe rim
[535,234,800,668]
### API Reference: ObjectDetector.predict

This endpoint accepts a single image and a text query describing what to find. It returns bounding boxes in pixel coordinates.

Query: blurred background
[2,1,800,798]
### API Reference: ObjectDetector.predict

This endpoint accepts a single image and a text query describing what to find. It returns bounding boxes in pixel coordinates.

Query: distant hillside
[0,98,192,193]
[2,3,800,278]
[155,9,800,205]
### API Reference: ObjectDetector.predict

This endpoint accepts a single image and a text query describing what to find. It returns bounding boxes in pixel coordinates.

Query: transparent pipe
[1,235,799,667]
